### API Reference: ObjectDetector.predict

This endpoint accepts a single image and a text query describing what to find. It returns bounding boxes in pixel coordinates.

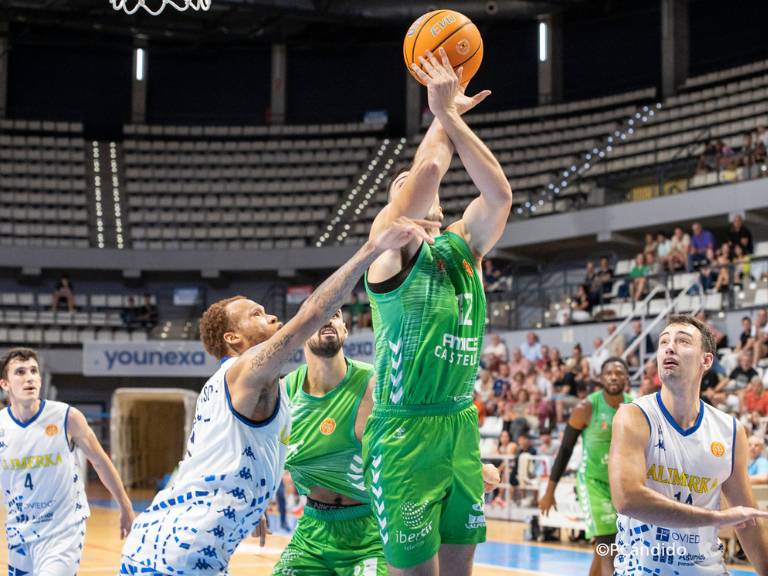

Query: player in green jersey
[538,357,632,576]
[363,48,512,575]
[273,308,385,576]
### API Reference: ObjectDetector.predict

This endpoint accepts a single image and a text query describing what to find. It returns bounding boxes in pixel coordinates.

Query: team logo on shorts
[319,418,336,435]
[462,259,474,277]
[710,441,725,457]
[401,500,428,529]
[45,424,59,437]
[456,39,471,56]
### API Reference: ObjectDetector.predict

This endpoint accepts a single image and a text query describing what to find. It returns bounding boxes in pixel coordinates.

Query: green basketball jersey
[579,390,633,482]
[284,358,373,503]
[364,231,487,407]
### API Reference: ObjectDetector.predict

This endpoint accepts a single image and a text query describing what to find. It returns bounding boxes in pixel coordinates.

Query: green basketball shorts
[576,472,618,539]
[362,399,486,569]
[272,504,386,576]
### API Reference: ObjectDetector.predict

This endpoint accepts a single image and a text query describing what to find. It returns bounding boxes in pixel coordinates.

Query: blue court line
[90,503,756,574]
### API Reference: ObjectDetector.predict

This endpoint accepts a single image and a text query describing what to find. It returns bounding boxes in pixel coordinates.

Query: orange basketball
[403,9,484,86]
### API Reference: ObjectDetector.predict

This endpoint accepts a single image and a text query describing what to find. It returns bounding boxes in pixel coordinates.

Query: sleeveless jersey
[121,357,291,575]
[579,391,633,483]
[0,400,90,546]
[284,358,372,503]
[615,392,735,575]
[365,232,486,406]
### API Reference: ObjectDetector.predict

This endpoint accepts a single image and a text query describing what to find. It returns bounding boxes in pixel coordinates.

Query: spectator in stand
[656,232,672,271]
[588,337,610,386]
[626,320,655,367]
[755,127,768,164]
[597,256,615,297]
[713,242,733,294]
[643,233,657,257]
[483,259,505,292]
[570,284,592,322]
[717,139,736,169]
[735,316,754,354]
[644,251,661,276]
[732,244,751,288]
[493,363,512,397]
[751,308,768,367]
[728,214,754,255]
[547,346,565,370]
[606,322,626,357]
[741,376,768,417]
[667,226,690,271]
[699,363,726,405]
[747,435,768,485]
[475,369,495,402]
[51,274,76,313]
[725,352,759,394]
[508,433,537,501]
[535,345,550,370]
[508,347,531,378]
[628,253,649,301]
[521,332,543,363]
[696,140,720,174]
[482,333,509,371]
[689,221,716,271]
[739,132,756,168]
[758,126,768,150]
[490,430,517,506]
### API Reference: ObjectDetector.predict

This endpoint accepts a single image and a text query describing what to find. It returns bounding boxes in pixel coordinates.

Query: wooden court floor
[0,486,757,575]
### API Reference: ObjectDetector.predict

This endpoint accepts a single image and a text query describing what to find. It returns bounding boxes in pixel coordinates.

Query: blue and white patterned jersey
[121,357,291,575]
[615,392,735,575]
[0,400,90,546]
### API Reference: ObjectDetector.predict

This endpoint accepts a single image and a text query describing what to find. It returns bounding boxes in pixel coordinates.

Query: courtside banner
[83,341,219,377]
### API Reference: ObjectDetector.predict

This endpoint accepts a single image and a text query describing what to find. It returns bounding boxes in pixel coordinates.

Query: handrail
[594,283,668,358]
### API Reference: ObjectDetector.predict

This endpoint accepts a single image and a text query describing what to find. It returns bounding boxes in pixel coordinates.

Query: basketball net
[110,0,210,16]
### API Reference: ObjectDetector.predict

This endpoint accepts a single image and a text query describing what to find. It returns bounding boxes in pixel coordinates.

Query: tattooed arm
[226,217,436,421]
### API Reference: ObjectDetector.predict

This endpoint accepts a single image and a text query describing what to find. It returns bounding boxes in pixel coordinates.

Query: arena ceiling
[0,0,587,44]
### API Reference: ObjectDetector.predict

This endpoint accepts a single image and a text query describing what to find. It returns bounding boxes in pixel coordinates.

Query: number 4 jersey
[365,231,486,407]
[0,400,90,546]
[614,392,735,575]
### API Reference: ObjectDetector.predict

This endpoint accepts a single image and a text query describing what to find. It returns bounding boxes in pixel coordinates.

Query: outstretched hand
[373,216,437,252]
[411,48,490,118]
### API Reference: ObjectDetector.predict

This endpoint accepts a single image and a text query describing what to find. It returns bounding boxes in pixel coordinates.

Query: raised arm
[227,218,436,411]
[721,423,768,574]
[411,49,512,259]
[370,72,490,240]
[67,408,134,539]
[609,404,768,529]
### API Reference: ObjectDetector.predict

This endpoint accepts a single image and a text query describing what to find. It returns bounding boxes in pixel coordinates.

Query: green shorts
[576,473,618,539]
[362,400,486,569]
[272,504,386,576]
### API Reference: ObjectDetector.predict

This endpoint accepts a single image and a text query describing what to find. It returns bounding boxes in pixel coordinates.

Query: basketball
[403,9,484,85]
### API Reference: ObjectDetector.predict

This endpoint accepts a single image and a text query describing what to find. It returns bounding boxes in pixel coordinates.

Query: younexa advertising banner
[83,332,376,378]
[83,341,219,377]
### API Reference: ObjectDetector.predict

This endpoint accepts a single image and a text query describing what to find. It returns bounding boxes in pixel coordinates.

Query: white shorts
[8,520,86,576]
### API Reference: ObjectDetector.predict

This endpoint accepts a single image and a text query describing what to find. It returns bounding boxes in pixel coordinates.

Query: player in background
[0,347,134,575]
[610,315,768,575]
[363,48,511,576]
[539,357,632,576]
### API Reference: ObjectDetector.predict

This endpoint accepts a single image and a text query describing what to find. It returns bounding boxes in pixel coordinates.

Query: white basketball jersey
[615,392,735,575]
[122,356,291,575]
[0,400,90,546]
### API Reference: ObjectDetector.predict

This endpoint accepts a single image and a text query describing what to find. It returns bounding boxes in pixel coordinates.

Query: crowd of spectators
[696,128,768,176]
[560,216,765,324]
[120,294,159,329]
[478,308,768,507]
